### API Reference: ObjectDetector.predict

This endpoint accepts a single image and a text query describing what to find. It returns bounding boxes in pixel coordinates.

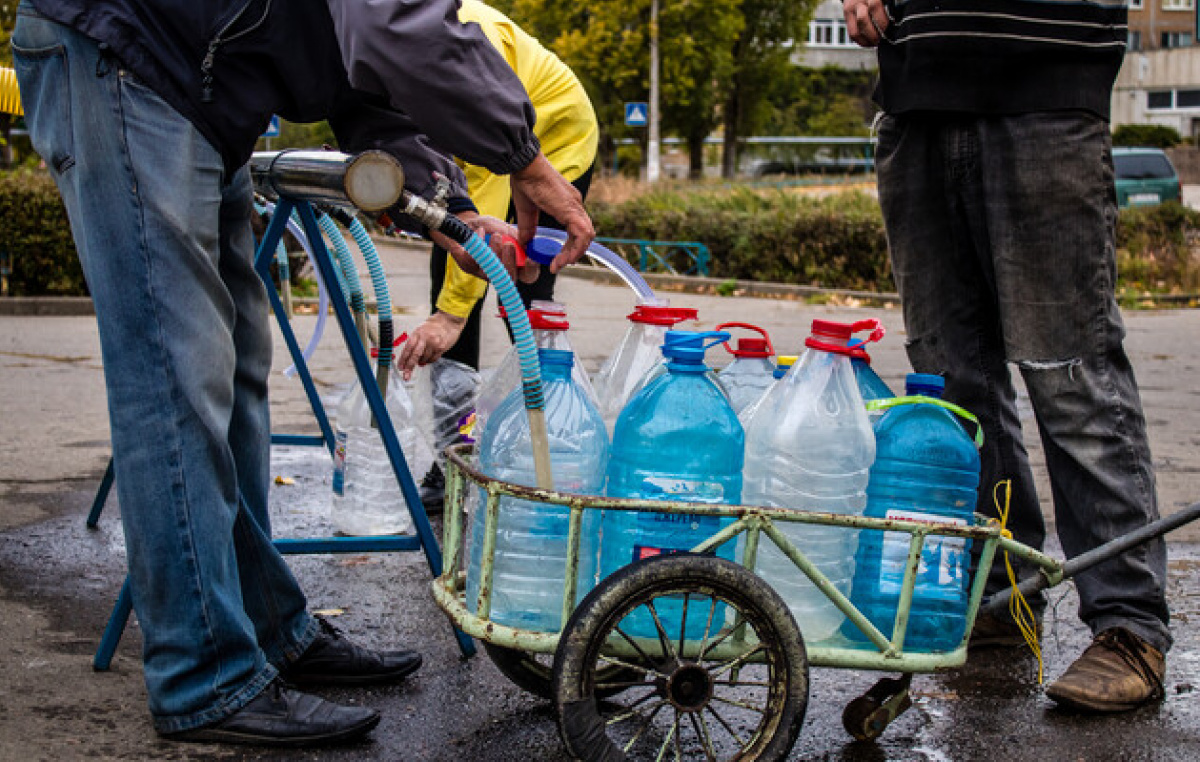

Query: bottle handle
[806,318,886,355]
[865,396,985,449]
[714,321,774,356]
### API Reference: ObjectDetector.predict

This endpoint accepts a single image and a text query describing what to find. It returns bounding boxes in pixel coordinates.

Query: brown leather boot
[1046,628,1165,713]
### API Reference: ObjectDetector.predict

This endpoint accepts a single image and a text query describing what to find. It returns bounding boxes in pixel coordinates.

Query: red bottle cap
[627,305,698,326]
[715,322,774,358]
[805,319,884,356]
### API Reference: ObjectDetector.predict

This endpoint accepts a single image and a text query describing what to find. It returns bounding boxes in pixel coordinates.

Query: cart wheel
[484,642,644,701]
[841,675,913,742]
[553,554,808,761]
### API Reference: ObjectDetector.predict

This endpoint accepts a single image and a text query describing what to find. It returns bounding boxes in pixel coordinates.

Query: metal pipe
[250,149,405,212]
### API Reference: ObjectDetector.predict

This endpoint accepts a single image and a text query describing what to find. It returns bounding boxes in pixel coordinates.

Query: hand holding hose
[510,153,595,273]
[432,212,529,283]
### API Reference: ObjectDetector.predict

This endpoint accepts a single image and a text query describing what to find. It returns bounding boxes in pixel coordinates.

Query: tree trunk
[721,87,739,179]
[687,131,705,180]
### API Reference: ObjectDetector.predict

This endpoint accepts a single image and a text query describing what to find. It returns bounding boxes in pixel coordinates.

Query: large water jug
[715,322,776,415]
[332,370,435,536]
[737,353,796,425]
[473,302,596,440]
[593,303,698,433]
[600,331,743,637]
[849,343,894,405]
[466,348,609,633]
[846,373,982,651]
[743,319,883,642]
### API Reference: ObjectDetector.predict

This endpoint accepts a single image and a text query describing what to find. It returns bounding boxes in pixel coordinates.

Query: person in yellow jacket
[402,0,598,510]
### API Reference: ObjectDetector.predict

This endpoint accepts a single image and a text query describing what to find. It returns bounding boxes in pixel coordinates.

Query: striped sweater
[875,0,1128,119]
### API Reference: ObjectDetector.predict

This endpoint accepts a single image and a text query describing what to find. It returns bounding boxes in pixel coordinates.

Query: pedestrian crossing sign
[625,102,648,127]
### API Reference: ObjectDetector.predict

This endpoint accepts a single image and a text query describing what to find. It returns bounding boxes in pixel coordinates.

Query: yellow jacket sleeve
[436,1,599,318]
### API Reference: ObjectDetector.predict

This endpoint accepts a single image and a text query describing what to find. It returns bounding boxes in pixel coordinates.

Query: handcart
[432,444,1200,761]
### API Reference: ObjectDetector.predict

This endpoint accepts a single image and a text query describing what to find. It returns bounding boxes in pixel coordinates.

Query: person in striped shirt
[845,0,1168,713]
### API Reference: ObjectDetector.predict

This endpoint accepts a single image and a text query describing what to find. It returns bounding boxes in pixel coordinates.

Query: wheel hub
[666,662,712,712]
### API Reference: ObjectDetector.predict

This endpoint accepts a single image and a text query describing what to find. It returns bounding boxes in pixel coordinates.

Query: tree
[500,0,742,178]
[720,0,818,177]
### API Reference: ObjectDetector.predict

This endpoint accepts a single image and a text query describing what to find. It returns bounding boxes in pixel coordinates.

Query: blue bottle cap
[905,373,945,398]
[525,237,561,266]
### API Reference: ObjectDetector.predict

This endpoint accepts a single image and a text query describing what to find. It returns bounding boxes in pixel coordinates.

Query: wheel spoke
[595,678,657,692]
[711,694,768,714]
[622,701,668,753]
[708,643,767,680]
[609,697,666,728]
[673,709,683,762]
[614,624,658,667]
[654,712,679,762]
[647,600,679,662]
[688,711,718,762]
[599,654,669,679]
[711,679,770,688]
[705,703,747,748]
[678,593,690,656]
[694,596,718,660]
[696,610,749,662]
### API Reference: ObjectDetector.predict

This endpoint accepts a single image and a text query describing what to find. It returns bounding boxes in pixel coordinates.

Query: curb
[0,296,95,316]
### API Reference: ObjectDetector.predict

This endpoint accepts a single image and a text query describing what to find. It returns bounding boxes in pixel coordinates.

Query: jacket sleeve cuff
[489,135,542,175]
[447,197,478,215]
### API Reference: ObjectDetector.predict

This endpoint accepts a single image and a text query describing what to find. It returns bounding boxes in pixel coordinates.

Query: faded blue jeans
[12,3,318,732]
[875,111,1171,653]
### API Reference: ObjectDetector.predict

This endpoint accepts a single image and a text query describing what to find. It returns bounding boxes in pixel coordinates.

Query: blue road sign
[625,102,648,127]
[262,115,281,138]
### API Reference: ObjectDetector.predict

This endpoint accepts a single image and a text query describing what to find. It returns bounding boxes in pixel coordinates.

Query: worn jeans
[12,4,318,731]
[875,111,1171,653]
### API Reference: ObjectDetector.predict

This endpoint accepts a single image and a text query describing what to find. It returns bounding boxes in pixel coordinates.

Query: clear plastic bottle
[473,302,596,441]
[331,375,435,536]
[742,319,883,642]
[715,322,776,415]
[592,302,698,433]
[466,348,609,633]
[599,330,743,637]
[737,354,797,426]
[846,374,981,651]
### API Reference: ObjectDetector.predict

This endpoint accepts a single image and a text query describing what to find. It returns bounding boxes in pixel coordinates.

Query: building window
[1163,0,1194,10]
[1129,30,1142,50]
[1130,0,1144,7]
[1162,31,1193,47]
[1177,89,1200,107]
[1148,91,1173,109]
[807,18,856,48]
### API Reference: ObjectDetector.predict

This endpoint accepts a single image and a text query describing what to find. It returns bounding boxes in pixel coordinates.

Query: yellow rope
[994,479,1044,683]
[0,67,23,117]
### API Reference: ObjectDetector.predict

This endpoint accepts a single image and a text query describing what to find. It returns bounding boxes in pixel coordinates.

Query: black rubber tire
[484,642,643,702]
[841,695,884,741]
[553,553,808,761]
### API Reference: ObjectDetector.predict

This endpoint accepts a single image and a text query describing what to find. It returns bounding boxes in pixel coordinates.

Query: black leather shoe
[162,679,379,747]
[280,616,423,686]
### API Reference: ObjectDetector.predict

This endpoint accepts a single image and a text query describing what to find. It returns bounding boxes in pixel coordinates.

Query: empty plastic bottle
[332,373,435,536]
[592,302,699,433]
[466,348,609,633]
[737,354,797,425]
[715,322,776,415]
[743,319,883,642]
[846,373,982,652]
[600,331,743,637]
[473,302,596,441]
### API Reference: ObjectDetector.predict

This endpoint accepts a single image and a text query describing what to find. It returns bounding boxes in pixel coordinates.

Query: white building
[1113,47,1200,139]
[791,1,876,71]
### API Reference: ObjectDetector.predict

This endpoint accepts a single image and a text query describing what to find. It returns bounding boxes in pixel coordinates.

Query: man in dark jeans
[845,0,1169,712]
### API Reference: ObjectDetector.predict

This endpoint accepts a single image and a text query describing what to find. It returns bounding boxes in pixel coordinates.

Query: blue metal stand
[90,197,474,670]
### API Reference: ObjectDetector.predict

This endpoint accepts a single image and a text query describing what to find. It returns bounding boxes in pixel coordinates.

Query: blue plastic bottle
[849,343,894,406]
[600,330,743,638]
[466,349,609,633]
[846,373,981,652]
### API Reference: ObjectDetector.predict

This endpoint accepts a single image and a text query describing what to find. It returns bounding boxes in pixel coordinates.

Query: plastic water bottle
[715,322,776,415]
[849,342,894,426]
[593,302,698,433]
[846,373,981,651]
[743,319,883,642]
[600,331,743,637]
[332,374,435,536]
[466,348,609,633]
[473,302,596,441]
[737,354,797,425]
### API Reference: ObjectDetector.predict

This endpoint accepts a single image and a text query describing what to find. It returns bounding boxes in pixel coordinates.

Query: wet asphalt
[3,237,1200,760]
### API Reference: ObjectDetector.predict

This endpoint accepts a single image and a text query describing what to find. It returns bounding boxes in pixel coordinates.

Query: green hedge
[0,170,84,296]
[1115,201,1200,294]
[591,187,893,291]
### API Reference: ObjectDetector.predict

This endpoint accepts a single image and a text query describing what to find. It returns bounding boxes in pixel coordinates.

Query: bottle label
[641,476,725,502]
[332,431,347,497]
[881,509,968,588]
[633,544,685,562]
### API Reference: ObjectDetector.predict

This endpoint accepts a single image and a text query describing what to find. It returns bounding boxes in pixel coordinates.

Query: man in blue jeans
[844,0,1169,713]
[12,0,592,747]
